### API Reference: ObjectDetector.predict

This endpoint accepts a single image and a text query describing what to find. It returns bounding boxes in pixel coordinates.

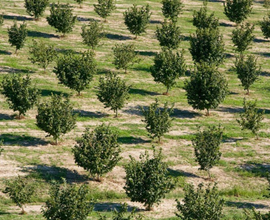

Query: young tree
[74,0,85,8]
[123,4,151,39]
[189,27,225,65]
[151,49,186,95]
[94,0,116,22]
[141,99,174,143]
[1,74,39,119]
[97,72,130,117]
[161,0,184,23]
[0,141,3,156]
[234,54,260,95]
[81,21,103,49]
[73,124,121,182]
[8,21,27,54]
[184,63,228,116]
[232,22,254,53]
[237,99,264,139]
[224,0,253,24]
[261,14,270,39]
[112,43,139,74]
[192,125,223,179]
[155,21,182,49]
[3,176,35,214]
[42,180,93,220]
[176,183,224,219]
[46,3,76,37]
[28,39,56,72]
[0,14,4,26]
[54,51,96,95]
[124,147,175,211]
[24,0,49,20]
[36,94,77,144]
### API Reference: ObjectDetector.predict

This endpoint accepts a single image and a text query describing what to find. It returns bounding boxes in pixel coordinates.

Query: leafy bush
[47,3,76,36]
[151,49,186,94]
[1,74,39,119]
[81,21,103,49]
[124,147,175,211]
[261,14,270,39]
[24,0,49,20]
[97,72,130,117]
[155,21,182,49]
[8,21,27,54]
[73,124,121,182]
[232,22,254,52]
[141,99,174,143]
[161,0,184,23]
[54,50,96,95]
[36,94,77,144]
[123,4,151,38]
[176,183,224,220]
[94,0,116,22]
[192,125,223,178]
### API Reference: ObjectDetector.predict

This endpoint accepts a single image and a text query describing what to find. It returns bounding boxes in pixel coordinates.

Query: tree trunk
[207,169,211,180]
[145,205,153,211]
[246,88,250,95]
[115,109,118,118]
[21,206,26,215]
[206,109,210,116]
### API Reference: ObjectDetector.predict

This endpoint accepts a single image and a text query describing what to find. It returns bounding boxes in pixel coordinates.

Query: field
[0,0,270,219]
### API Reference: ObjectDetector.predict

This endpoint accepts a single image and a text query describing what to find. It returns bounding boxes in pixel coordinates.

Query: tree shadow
[182,35,190,41]
[136,50,157,56]
[167,168,200,178]
[149,19,162,24]
[129,88,160,96]
[0,66,34,74]
[0,50,12,55]
[217,106,243,114]
[254,52,270,57]
[27,30,59,39]
[237,162,270,177]
[0,210,9,215]
[171,108,200,119]
[97,68,112,75]
[94,202,142,212]
[223,137,243,143]
[74,109,109,118]
[118,136,149,145]
[3,14,32,21]
[105,33,133,41]
[219,22,234,27]
[0,113,12,121]
[131,66,151,73]
[225,53,234,59]
[261,71,270,77]
[0,134,48,146]
[56,48,81,55]
[40,89,69,97]
[226,201,269,209]
[122,105,143,116]
[253,38,269,43]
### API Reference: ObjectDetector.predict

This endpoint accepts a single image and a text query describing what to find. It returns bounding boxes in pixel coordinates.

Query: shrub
[81,21,103,49]
[28,39,56,72]
[97,72,130,117]
[3,176,35,214]
[161,0,184,23]
[54,50,96,95]
[141,99,174,143]
[184,63,228,116]
[24,0,49,20]
[176,183,224,220]
[155,21,182,49]
[74,0,85,8]
[151,49,186,94]
[8,21,27,54]
[73,124,121,182]
[192,125,223,179]
[42,180,93,220]
[124,147,175,211]
[261,14,270,39]
[1,74,39,119]
[46,3,76,36]
[232,22,254,52]
[36,94,77,144]
[224,0,253,24]
[237,99,264,139]
[94,0,116,22]
[234,54,260,94]
[123,4,151,38]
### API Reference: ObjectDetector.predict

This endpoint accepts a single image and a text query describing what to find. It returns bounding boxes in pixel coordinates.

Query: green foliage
[189,28,225,65]
[224,0,253,24]
[1,74,39,118]
[192,125,223,178]
[0,14,4,26]
[232,22,254,52]
[46,3,76,36]
[94,0,116,22]
[234,54,260,94]
[8,21,27,54]
[244,207,270,220]
[81,21,103,49]
[42,179,93,220]
[112,43,139,73]
[150,49,186,94]
[237,99,264,138]
[24,0,49,20]
[97,72,130,117]
[54,50,96,95]
[155,21,182,49]
[263,0,270,9]
[265,173,270,198]
[260,14,270,39]
[124,147,175,211]
[28,39,56,71]
[184,63,228,116]
[161,0,184,23]
[3,176,35,214]
[141,99,174,143]
[176,183,224,220]
[36,94,77,144]
[123,4,151,38]
[193,1,219,29]
[73,124,122,181]
[74,0,85,7]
